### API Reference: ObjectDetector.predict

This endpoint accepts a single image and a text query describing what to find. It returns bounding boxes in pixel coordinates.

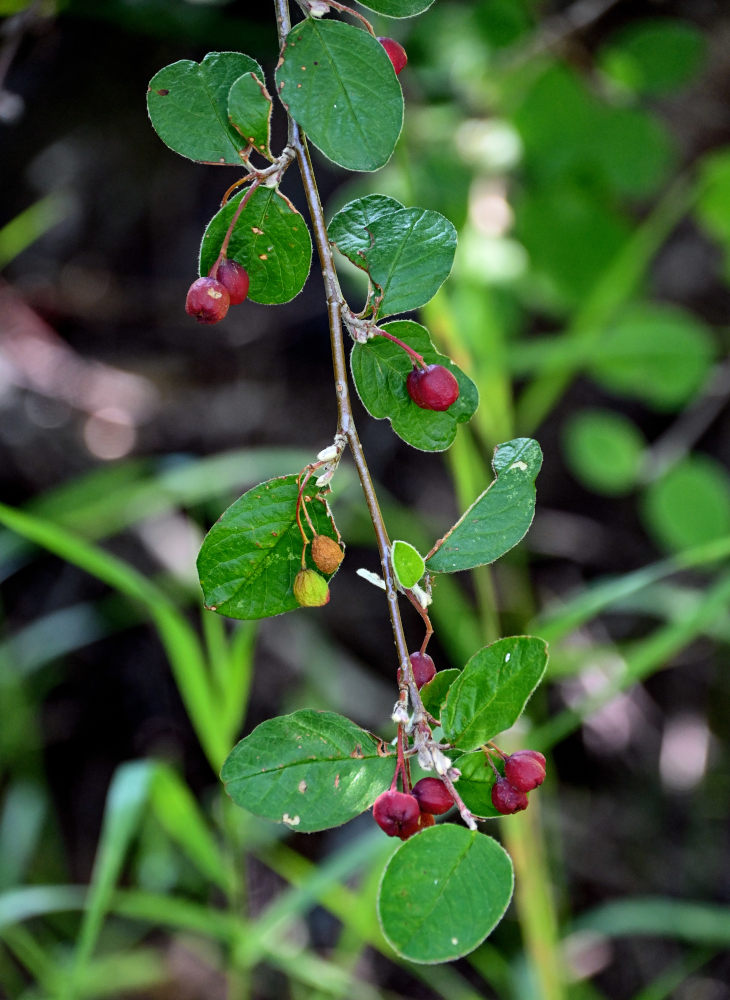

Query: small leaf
[427,438,542,573]
[197,475,341,621]
[419,668,460,720]
[147,53,262,165]
[378,825,513,963]
[641,456,730,553]
[329,194,405,269]
[276,19,403,172]
[351,320,478,452]
[392,539,425,589]
[228,72,273,159]
[599,18,706,96]
[356,0,435,15]
[563,410,644,496]
[451,752,502,819]
[442,636,548,750]
[588,304,715,411]
[328,196,457,317]
[199,187,312,305]
[222,710,395,832]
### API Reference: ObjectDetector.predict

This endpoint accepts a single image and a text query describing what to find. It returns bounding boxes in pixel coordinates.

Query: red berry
[373,790,421,840]
[504,750,546,792]
[491,777,528,815]
[216,259,250,305]
[409,651,436,689]
[378,36,408,75]
[412,777,454,815]
[185,277,230,324]
[406,364,460,411]
[418,811,435,830]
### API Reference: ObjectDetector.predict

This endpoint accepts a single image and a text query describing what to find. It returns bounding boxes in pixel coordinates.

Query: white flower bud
[317,444,338,462]
[391,701,409,725]
[309,0,330,16]
[432,748,452,775]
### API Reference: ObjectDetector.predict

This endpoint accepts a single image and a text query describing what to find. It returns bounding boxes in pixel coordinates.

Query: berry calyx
[311,534,344,575]
[504,750,546,792]
[216,259,250,304]
[378,36,408,75]
[409,650,436,689]
[185,277,230,324]
[373,790,421,840]
[412,777,454,815]
[406,364,460,411]
[491,777,528,815]
[293,568,330,607]
[418,811,435,830]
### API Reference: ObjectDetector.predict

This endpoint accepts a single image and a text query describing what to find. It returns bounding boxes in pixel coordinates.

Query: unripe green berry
[293,568,330,607]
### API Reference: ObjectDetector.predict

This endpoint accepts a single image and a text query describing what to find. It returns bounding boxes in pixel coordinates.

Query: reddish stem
[209,178,261,280]
[377,328,426,368]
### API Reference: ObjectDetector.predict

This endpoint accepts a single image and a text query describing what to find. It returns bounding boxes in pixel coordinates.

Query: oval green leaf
[442,636,548,750]
[392,539,425,589]
[228,72,273,159]
[641,456,730,553]
[222,710,395,832]
[199,187,312,305]
[329,194,405,269]
[351,320,478,452]
[563,409,644,496]
[378,825,514,963]
[276,19,403,172]
[419,668,459,721]
[356,0,435,15]
[328,196,456,316]
[427,438,542,573]
[197,475,342,620]
[452,751,502,819]
[147,53,262,165]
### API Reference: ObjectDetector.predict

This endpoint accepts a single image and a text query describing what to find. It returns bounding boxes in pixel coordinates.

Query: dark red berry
[406,364,460,411]
[409,651,436,689]
[216,259,250,305]
[412,777,454,815]
[378,36,408,75]
[504,750,546,792]
[185,277,230,324]
[373,790,421,840]
[418,811,435,830]
[491,777,528,815]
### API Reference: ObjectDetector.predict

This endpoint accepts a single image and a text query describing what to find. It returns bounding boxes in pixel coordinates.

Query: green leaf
[588,304,715,411]
[199,187,312,305]
[426,438,542,573]
[392,540,425,589]
[377,826,513,963]
[328,196,457,316]
[351,320,478,452]
[419,668,459,721]
[641,456,730,554]
[228,72,273,159]
[147,53,262,165]
[197,475,342,621]
[563,410,644,496]
[355,0,435,16]
[276,19,403,172]
[442,636,548,750]
[451,751,502,819]
[695,149,730,250]
[221,710,395,832]
[599,19,706,96]
[329,194,405,269]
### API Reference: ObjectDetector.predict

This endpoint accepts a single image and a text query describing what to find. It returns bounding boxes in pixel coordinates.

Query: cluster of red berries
[491,750,546,814]
[373,776,454,840]
[185,259,249,324]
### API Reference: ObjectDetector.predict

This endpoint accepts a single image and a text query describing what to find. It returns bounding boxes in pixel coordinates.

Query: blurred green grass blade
[150,765,231,893]
[574,898,730,946]
[533,569,730,750]
[0,782,46,889]
[0,501,226,768]
[630,950,713,1000]
[219,621,257,743]
[0,194,70,268]
[72,949,168,998]
[60,761,153,1000]
[517,175,695,432]
[536,534,730,645]
[0,924,59,993]
[0,885,86,928]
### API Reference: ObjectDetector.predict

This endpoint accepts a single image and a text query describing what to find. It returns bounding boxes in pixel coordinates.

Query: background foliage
[1,0,729,997]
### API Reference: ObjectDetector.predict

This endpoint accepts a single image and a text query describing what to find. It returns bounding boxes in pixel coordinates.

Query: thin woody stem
[210,178,261,278]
